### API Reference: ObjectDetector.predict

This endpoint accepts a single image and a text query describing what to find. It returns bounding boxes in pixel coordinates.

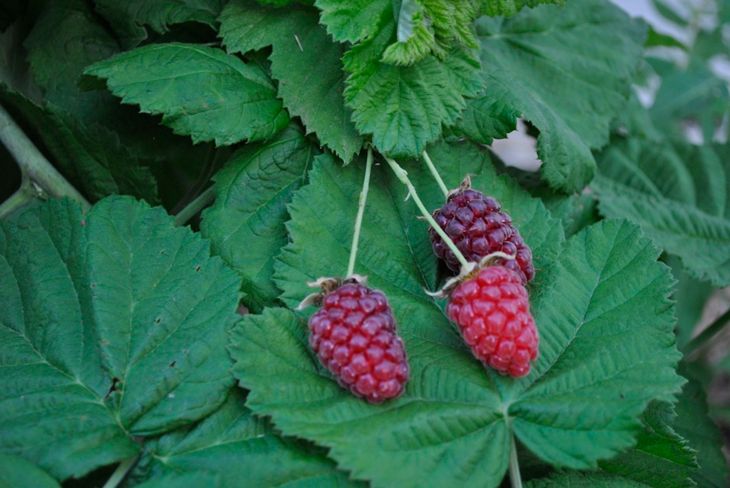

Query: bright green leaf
[467,0,646,191]
[593,139,730,286]
[231,141,682,487]
[200,126,317,311]
[95,0,224,48]
[0,454,60,488]
[131,390,357,487]
[219,1,363,162]
[314,0,391,43]
[453,88,518,145]
[0,197,240,480]
[85,43,289,146]
[344,22,481,157]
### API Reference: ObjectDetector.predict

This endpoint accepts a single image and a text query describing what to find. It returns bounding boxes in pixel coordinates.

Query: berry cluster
[430,188,534,283]
[307,281,409,403]
[302,155,540,404]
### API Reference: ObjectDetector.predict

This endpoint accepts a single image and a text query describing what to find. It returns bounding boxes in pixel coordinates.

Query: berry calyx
[446,265,538,377]
[306,278,409,403]
[430,182,534,283]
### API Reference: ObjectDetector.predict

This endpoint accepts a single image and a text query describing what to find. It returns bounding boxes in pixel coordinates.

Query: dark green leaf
[527,472,647,487]
[219,1,363,162]
[469,0,646,192]
[95,0,225,48]
[200,126,317,311]
[674,370,729,487]
[594,139,730,286]
[85,43,289,146]
[130,390,356,487]
[0,454,60,488]
[0,197,240,479]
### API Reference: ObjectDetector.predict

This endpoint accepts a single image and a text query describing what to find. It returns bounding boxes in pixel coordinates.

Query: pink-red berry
[447,265,538,377]
[430,189,534,283]
[308,282,409,403]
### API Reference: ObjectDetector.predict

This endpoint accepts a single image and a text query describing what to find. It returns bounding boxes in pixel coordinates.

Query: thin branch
[684,307,730,357]
[102,455,138,488]
[0,103,89,209]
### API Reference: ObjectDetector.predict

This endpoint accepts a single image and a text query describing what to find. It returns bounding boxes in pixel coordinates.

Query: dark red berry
[430,189,534,283]
[308,282,409,403]
[447,265,538,377]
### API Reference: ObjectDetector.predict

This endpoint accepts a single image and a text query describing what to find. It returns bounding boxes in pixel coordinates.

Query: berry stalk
[346,147,374,277]
[383,156,470,271]
[421,150,448,198]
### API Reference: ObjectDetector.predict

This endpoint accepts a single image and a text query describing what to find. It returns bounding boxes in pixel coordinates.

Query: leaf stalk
[684,306,730,357]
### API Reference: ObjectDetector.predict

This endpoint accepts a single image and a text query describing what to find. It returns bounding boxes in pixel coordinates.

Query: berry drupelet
[308,281,409,403]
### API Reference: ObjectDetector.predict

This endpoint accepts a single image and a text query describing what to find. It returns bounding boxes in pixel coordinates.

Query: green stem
[421,150,448,198]
[0,103,89,209]
[102,455,138,488]
[509,433,523,488]
[174,186,216,227]
[384,156,469,270]
[346,147,374,277]
[684,307,730,357]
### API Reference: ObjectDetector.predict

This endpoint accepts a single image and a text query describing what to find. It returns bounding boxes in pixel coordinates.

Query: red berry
[446,265,538,377]
[430,189,534,283]
[308,282,409,403]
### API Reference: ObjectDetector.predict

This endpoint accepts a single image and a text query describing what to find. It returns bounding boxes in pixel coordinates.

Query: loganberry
[430,188,534,283]
[446,265,538,377]
[308,281,409,403]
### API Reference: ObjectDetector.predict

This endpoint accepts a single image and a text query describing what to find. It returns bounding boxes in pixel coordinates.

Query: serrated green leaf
[0,454,60,488]
[593,139,730,286]
[481,0,564,16]
[527,472,647,487]
[0,197,240,480]
[599,401,698,487]
[219,1,363,162]
[674,371,729,487]
[314,0,391,43]
[0,87,159,203]
[453,88,518,145]
[230,141,682,487]
[130,389,356,487]
[466,0,646,192]
[95,0,224,48]
[85,43,289,146]
[200,126,316,311]
[344,19,481,158]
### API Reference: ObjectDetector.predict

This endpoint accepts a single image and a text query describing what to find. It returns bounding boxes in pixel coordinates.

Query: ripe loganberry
[446,265,538,377]
[430,187,534,283]
[307,281,409,403]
